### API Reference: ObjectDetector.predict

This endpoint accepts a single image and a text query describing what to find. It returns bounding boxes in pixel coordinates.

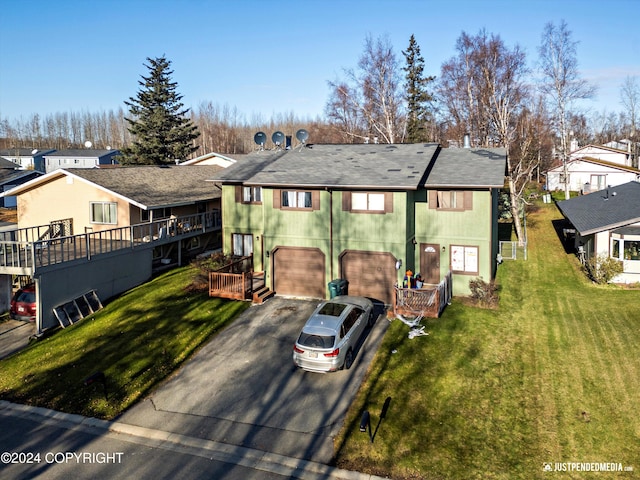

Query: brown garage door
[340,251,397,304]
[273,247,326,298]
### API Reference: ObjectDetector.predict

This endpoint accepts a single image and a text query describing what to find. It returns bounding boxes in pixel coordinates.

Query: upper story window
[235,185,263,204]
[272,189,320,210]
[352,192,385,211]
[282,191,311,209]
[428,190,473,211]
[91,202,117,224]
[342,191,393,213]
[243,186,262,203]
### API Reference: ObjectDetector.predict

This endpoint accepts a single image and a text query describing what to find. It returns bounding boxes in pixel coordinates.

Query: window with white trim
[232,233,253,256]
[90,202,117,224]
[450,245,479,274]
[243,186,262,203]
[282,191,312,209]
[351,192,385,211]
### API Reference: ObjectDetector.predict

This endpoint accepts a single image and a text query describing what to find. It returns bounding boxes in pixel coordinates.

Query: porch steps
[253,286,275,304]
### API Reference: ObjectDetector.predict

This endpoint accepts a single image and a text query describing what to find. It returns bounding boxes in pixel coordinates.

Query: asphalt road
[0,405,311,480]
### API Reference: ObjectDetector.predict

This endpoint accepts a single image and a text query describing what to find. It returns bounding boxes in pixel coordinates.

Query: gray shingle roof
[424,147,507,188]
[214,144,506,189]
[46,149,120,158]
[556,181,640,235]
[68,165,223,208]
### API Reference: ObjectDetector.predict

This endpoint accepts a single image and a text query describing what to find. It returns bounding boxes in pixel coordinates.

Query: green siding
[414,190,494,294]
[221,184,498,298]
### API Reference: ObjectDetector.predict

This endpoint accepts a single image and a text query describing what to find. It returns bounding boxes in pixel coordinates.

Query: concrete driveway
[118,296,388,464]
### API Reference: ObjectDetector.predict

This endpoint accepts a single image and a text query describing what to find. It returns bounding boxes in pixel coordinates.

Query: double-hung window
[232,233,253,256]
[243,186,262,203]
[282,191,312,209]
[90,202,117,224]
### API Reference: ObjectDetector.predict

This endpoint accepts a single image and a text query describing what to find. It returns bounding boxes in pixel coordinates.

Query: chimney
[463,133,471,148]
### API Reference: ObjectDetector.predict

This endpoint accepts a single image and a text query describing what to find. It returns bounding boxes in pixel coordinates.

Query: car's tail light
[324,348,340,358]
[293,345,304,354]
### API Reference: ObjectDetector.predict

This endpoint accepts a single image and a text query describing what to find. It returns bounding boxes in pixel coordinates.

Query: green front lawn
[0,267,248,419]
[335,204,639,479]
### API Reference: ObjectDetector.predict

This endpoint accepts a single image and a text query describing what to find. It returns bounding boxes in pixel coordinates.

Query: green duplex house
[213,143,506,303]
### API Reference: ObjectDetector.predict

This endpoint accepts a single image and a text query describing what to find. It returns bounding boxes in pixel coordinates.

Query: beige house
[0,164,224,334]
[9,165,223,235]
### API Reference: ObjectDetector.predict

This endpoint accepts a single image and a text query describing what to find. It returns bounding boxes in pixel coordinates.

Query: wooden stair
[252,286,275,304]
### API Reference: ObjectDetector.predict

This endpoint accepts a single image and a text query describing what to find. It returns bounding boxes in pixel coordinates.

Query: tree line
[1,21,638,242]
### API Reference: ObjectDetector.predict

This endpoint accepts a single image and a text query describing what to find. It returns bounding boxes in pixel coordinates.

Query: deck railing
[208,255,254,300]
[393,270,452,318]
[0,210,221,272]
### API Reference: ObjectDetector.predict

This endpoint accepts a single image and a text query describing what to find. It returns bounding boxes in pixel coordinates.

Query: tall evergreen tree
[402,35,435,143]
[123,56,200,165]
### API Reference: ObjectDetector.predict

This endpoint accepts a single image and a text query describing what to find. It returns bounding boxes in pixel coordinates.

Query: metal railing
[0,210,221,272]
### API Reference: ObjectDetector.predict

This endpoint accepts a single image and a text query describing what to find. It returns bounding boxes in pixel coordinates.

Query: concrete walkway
[0,400,388,480]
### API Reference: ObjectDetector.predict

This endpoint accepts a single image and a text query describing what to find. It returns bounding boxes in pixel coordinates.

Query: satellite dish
[272,131,285,146]
[254,131,267,146]
[296,129,309,143]
[106,145,111,150]
[31,149,38,155]
[84,140,93,149]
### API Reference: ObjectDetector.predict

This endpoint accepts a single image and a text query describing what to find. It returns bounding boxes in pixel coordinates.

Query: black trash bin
[328,279,348,298]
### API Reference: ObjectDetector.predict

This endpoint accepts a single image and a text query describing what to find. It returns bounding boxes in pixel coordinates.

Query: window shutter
[273,189,281,209]
[428,190,437,209]
[235,185,242,203]
[312,190,320,210]
[464,191,473,210]
[342,191,351,211]
[384,192,393,213]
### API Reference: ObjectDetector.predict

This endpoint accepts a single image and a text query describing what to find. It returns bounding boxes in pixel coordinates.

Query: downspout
[328,188,334,280]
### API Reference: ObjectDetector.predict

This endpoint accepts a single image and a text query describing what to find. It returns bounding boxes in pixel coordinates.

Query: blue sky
[1,0,639,124]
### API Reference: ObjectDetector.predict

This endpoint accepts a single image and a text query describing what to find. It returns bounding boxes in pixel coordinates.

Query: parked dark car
[10,284,36,322]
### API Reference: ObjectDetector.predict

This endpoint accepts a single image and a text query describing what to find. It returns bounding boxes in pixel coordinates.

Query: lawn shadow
[551,218,577,254]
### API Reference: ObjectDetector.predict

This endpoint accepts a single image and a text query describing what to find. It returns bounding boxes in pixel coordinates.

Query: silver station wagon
[293,296,375,373]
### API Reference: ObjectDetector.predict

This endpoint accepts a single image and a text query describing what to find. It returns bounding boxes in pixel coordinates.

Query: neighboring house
[42,149,121,172]
[545,156,640,193]
[213,143,506,302]
[0,168,43,208]
[0,148,56,172]
[7,165,223,237]
[180,151,238,168]
[0,165,225,334]
[557,180,640,283]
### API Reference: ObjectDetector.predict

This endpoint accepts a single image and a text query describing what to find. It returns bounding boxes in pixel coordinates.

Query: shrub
[188,252,234,292]
[468,277,499,307]
[583,254,623,284]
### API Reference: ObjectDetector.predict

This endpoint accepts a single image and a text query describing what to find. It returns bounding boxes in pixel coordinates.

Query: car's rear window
[298,333,335,349]
[318,303,347,317]
[15,290,35,303]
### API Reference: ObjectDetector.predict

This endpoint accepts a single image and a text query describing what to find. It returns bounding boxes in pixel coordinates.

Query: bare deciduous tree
[326,35,405,144]
[538,20,596,199]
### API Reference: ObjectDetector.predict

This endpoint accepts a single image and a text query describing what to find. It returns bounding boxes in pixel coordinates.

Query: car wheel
[344,349,354,370]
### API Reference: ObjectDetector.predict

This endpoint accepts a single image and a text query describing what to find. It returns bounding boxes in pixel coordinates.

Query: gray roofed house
[0,148,56,171]
[42,149,121,173]
[213,142,507,301]
[557,180,640,283]
[557,181,640,236]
